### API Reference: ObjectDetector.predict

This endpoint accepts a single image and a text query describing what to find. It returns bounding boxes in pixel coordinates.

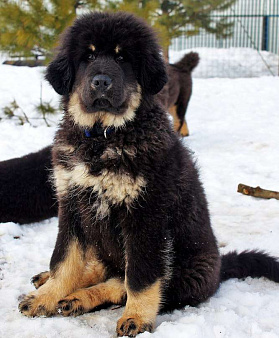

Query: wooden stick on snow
[237,184,279,200]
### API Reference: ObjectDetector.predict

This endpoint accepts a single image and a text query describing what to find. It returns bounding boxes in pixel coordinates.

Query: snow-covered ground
[0,55,279,337]
[170,48,279,78]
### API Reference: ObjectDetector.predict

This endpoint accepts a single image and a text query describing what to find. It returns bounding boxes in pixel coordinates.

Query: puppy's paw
[18,292,56,317]
[116,316,153,337]
[31,271,50,289]
[56,297,85,317]
[18,294,36,317]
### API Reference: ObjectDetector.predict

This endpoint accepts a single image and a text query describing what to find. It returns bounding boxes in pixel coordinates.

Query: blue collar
[84,122,115,139]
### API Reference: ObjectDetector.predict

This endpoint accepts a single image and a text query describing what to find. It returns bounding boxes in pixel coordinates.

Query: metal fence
[170,0,279,77]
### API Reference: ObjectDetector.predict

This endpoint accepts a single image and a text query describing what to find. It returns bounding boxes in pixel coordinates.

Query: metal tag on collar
[104,126,115,138]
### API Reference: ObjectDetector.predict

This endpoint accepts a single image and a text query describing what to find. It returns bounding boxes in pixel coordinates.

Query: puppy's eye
[87,53,96,61]
[115,55,124,63]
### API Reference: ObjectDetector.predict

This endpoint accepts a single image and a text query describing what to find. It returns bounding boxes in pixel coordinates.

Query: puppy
[19,12,279,337]
[0,55,199,225]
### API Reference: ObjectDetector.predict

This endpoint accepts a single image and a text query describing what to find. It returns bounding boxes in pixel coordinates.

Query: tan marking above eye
[89,44,96,52]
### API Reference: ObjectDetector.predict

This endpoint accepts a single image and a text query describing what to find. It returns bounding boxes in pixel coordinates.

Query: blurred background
[0,0,278,77]
[0,0,278,125]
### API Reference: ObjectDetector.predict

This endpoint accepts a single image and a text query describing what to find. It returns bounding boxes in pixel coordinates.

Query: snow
[1,51,279,337]
[169,48,279,78]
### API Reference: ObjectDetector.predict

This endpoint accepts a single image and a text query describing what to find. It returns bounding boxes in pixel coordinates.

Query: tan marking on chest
[53,163,146,216]
[71,163,146,204]
[52,164,72,197]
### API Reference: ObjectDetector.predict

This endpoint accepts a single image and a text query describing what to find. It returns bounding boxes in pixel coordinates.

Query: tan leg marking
[169,105,180,131]
[31,271,50,289]
[169,105,189,137]
[57,278,126,317]
[25,248,107,315]
[180,120,189,137]
[19,241,86,317]
[116,280,161,337]
[79,248,107,288]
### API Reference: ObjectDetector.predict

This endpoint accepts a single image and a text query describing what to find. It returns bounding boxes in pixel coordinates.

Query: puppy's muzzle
[91,74,112,92]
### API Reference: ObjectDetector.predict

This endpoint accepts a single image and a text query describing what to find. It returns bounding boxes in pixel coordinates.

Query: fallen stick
[237,184,279,200]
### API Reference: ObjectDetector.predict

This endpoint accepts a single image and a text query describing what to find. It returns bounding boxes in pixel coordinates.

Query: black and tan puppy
[18,12,279,337]
[0,54,199,226]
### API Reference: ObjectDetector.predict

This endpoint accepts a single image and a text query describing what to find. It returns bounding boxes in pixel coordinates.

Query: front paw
[116,316,153,337]
[56,297,85,317]
[18,293,56,317]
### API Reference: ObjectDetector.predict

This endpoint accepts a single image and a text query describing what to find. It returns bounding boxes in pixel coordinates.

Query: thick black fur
[0,58,198,225]
[7,11,279,337]
[47,12,279,303]
[221,250,279,282]
[45,12,167,97]
[0,147,57,224]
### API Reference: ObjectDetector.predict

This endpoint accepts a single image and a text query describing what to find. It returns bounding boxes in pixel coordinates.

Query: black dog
[0,147,57,224]
[17,12,279,337]
[158,52,199,137]
[0,53,199,225]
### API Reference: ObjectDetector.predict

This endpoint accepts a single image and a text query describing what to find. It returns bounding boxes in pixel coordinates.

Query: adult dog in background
[158,52,199,137]
[18,12,279,337]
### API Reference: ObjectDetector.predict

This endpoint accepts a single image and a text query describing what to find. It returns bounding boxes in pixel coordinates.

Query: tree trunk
[163,46,169,63]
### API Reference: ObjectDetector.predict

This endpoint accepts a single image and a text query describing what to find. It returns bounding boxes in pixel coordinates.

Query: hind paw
[56,297,85,317]
[31,271,50,289]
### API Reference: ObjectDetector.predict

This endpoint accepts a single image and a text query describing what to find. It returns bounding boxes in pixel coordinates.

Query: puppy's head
[46,12,167,127]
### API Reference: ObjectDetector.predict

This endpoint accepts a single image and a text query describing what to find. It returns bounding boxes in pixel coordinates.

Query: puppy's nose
[92,74,112,90]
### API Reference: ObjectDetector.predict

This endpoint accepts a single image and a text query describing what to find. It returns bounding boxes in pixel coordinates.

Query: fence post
[261,15,269,51]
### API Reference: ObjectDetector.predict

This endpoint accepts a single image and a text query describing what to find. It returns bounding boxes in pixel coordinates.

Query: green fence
[170,0,279,77]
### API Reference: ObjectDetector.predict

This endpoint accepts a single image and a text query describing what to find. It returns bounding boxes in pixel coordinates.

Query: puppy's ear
[45,52,74,95]
[139,52,168,95]
[45,27,74,95]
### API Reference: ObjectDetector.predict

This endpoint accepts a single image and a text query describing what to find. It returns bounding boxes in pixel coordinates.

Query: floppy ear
[139,52,168,95]
[45,52,74,95]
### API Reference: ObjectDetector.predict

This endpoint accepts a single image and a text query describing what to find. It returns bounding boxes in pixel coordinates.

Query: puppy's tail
[220,250,279,282]
[173,52,199,72]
